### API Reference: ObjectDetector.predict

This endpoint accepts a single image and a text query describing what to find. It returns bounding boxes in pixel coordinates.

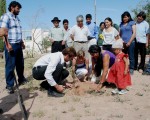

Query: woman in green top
[97,22,105,47]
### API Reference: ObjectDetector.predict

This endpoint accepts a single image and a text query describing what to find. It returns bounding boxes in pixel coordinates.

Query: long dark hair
[88,45,103,76]
[121,11,133,23]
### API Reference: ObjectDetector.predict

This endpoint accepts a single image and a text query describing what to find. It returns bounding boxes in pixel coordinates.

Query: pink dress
[107,52,131,89]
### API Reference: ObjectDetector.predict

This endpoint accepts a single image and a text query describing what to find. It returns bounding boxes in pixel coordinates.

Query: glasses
[77,21,83,23]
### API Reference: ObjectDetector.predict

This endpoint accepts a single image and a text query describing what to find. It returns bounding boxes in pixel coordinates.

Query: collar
[8,12,20,21]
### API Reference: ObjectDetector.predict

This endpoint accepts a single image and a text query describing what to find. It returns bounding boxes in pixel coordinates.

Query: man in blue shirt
[0,1,28,94]
[85,14,98,48]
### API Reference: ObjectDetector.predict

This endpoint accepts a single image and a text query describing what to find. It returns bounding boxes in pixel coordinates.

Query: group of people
[0,1,150,99]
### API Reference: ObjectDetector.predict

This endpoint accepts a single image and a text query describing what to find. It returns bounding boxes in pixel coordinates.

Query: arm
[85,58,89,72]
[94,25,98,40]
[91,58,95,75]
[146,24,150,48]
[49,29,54,43]
[69,27,74,41]
[100,54,110,83]
[126,24,136,47]
[123,57,129,75]
[72,58,76,79]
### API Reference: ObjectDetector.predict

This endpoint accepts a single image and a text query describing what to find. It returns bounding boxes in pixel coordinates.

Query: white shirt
[33,52,64,86]
[49,27,64,41]
[69,25,91,42]
[102,27,119,45]
[136,20,149,43]
[63,28,73,43]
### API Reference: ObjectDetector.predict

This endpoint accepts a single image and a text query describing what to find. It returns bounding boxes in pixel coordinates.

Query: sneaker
[47,89,65,97]
[112,88,119,94]
[129,69,134,75]
[119,89,127,95]
[6,86,14,94]
[18,78,28,86]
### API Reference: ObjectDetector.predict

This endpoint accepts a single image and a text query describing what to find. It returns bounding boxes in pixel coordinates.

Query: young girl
[107,39,131,95]
[72,50,90,81]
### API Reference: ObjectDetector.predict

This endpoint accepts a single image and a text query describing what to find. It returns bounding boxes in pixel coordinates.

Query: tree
[0,0,6,51]
[132,0,150,24]
[41,36,52,53]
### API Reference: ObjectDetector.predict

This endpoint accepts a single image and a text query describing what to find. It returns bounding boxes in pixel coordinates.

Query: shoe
[47,89,65,97]
[118,89,127,95]
[129,69,134,75]
[142,71,150,75]
[6,86,14,94]
[112,88,119,94]
[18,78,28,86]
[0,108,3,114]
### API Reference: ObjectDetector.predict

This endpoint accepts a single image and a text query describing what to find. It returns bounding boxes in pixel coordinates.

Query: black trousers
[32,64,69,90]
[134,42,146,70]
[51,41,65,53]
[102,45,112,52]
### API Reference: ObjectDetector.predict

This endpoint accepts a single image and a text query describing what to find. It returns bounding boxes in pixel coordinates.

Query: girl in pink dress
[107,39,131,95]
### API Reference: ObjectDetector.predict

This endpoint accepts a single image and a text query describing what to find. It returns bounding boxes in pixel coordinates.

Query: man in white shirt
[69,15,91,58]
[32,47,76,97]
[63,19,73,47]
[134,11,149,73]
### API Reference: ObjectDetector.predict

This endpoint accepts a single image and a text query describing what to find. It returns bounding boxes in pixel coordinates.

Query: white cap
[112,39,123,49]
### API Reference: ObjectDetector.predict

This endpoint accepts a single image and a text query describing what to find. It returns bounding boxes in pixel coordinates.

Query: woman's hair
[104,17,113,26]
[137,11,146,20]
[121,11,133,23]
[62,47,76,57]
[99,22,105,27]
[88,45,103,76]
[77,50,85,58]
[8,1,22,12]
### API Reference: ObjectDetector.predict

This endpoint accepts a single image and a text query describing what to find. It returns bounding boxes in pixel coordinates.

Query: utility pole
[94,0,96,24]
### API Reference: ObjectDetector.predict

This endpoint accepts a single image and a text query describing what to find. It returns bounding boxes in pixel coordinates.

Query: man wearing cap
[69,15,91,58]
[85,14,98,48]
[49,17,65,53]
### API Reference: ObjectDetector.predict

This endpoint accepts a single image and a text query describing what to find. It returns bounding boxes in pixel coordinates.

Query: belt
[74,41,87,43]
[33,66,45,70]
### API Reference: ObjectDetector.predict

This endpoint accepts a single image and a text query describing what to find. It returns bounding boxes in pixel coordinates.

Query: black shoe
[6,86,14,94]
[0,108,3,114]
[18,78,28,86]
[47,89,65,97]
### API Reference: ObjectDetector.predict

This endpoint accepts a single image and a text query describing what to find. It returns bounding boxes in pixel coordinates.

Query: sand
[0,57,150,120]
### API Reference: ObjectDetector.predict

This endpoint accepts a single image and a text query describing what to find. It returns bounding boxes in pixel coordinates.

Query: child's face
[78,56,85,62]
[90,52,99,59]
[112,48,121,55]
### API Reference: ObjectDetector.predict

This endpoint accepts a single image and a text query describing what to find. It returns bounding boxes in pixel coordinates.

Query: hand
[62,40,65,45]
[126,42,131,47]
[55,85,64,93]
[95,83,103,92]
[7,43,13,52]
[22,42,25,49]
[124,70,127,75]
[49,38,54,43]
[146,42,148,48]
[65,83,73,88]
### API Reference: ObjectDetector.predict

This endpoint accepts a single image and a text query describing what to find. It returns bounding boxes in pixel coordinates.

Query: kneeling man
[32,47,76,97]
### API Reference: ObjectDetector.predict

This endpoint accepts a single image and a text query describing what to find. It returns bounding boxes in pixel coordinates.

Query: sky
[6,0,142,30]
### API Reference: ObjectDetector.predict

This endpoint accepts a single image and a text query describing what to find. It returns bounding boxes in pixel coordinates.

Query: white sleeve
[145,22,149,34]
[69,27,74,35]
[114,28,119,37]
[44,55,60,86]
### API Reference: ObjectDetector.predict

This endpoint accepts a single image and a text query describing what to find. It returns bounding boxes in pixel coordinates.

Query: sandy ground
[0,56,150,120]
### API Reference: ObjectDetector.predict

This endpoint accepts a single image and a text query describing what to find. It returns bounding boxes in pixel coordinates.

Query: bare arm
[85,58,89,71]
[123,57,129,75]
[100,54,110,83]
[72,58,76,79]
[127,24,136,46]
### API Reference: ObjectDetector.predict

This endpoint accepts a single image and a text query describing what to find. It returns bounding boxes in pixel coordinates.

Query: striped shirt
[0,12,22,43]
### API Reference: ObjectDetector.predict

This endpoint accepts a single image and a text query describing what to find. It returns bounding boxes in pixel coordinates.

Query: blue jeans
[4,43,24,87]
[145,60,150,73]
[123,41,135,69]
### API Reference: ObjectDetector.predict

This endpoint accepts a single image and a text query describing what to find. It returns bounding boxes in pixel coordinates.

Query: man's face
[53,21,59,27]
[86,18,91,23]
[12,6,20,15]
[63,22,68,29]
[137,16,144,23]
[77,20,83,27]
